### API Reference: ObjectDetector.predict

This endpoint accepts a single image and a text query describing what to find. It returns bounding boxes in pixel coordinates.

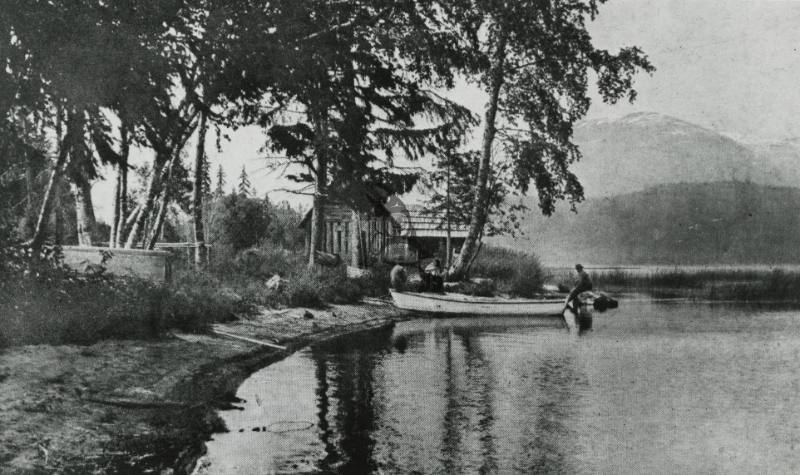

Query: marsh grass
[580,268,800,301]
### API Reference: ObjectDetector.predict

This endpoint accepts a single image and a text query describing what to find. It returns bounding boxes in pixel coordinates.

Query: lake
[198,302,800,474]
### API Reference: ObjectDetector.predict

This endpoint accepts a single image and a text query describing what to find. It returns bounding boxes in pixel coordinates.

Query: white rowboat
[389,290,566,316]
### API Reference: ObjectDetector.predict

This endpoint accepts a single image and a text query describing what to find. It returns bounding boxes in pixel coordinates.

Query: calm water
[199,302,800,474]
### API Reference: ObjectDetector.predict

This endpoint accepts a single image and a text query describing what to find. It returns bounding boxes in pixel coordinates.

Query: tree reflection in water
[307,322,585,473]
[310,327,393,473]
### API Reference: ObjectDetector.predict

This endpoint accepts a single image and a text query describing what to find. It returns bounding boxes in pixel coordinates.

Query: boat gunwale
[390,290,565,306]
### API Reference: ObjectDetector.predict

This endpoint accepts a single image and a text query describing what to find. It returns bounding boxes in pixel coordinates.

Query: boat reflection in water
[200,303,800,474]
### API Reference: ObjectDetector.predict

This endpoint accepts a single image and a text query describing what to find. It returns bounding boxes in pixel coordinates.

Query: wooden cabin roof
[396,206,469,238]
[299,201,469,239]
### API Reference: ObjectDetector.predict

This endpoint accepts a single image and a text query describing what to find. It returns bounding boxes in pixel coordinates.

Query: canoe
[389,290,566,316]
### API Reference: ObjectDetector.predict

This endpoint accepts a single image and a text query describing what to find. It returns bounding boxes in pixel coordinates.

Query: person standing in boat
[566,264,593,312]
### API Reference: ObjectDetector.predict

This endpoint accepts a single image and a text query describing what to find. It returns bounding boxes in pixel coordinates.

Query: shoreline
[0,300,410,474]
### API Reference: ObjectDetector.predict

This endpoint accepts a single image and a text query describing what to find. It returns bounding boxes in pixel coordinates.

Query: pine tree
[215,164,226,197]
[238,165,252,196]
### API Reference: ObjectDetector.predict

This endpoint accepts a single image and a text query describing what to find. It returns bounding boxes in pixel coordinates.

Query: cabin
[299,197,469,268]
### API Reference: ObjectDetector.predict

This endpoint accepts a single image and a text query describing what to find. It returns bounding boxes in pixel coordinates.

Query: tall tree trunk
[350,210,361,268]
[110,126,130,248]
[147,150,181,250]
[119,204,141,243]
[71,175,96,246]
[192,111,207,266]
[54,181,64,246]
[30,113,74,252]
[449,34,507,280]
[308,154,327,268]
[109,166,121,248]
[308,119,329,268]
[23,149,35,237]
[125,155,168,249]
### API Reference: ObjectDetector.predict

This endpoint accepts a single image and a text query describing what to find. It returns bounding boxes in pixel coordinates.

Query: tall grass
[469,246,545,297]
[585,268,800,301]
[0,241,392,347]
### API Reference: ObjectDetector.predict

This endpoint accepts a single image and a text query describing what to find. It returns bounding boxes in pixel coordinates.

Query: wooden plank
[212,329,287,350]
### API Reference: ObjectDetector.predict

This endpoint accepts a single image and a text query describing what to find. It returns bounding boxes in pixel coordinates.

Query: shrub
[278,266,364,308]
[207,194,271,253]
[469,246,545,297]
[161,272,249,332]
[0,250,166,346]
[231,246,304,279]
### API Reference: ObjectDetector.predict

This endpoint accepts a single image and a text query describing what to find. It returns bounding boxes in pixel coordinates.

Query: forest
[1,0,652,345]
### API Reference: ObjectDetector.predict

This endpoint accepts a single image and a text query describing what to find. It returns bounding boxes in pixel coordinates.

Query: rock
[469,277,494,286]
[303,311,314,320]
[265,274,286,292]
[543,283,561,293]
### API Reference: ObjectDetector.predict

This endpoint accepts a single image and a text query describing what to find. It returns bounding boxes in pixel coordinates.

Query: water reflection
[514,355,585,473]
[302,320,585,473]
[202,303,800,474]
[310,328,393,473]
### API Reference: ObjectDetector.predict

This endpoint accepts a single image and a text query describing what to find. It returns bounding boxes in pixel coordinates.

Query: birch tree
[440,0,655,279]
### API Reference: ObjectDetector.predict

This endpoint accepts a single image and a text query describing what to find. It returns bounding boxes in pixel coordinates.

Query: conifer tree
[238,165,252,196]
[215,164,226,197]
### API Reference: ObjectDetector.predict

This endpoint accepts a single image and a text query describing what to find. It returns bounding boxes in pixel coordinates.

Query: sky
[92,0,800,222]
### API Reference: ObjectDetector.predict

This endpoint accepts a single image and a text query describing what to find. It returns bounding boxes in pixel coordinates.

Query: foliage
[230,246,305,279]
[423,145,525,237]
[0,246,165,346]
[264,200,306,251]
[161,272,248,332]
[214,164,226,197]
[469,246,545,297]
[237,166,252,196]
[439,0,654,214]
[207,193,271,253]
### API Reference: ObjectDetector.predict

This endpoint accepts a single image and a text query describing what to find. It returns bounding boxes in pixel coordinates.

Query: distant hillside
[492,182,800,266]
[571,112,791,197]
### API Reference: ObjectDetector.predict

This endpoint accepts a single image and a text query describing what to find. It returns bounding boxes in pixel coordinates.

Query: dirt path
[0,300,409,474]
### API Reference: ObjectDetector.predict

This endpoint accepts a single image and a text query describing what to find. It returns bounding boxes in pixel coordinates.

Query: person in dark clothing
[390,264,407,291]
[565,263,593,312]
[423,258,444,292]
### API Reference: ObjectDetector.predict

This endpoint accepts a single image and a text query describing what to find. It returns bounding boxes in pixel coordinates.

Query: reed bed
[559,267,800,301]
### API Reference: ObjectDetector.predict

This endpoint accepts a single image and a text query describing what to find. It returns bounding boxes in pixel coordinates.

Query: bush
[278,267,364,308]
[0,249,167,346]
[208,194,271,253]
[161,272,250,332]
[231,246,304,279]
[468,246,545,297]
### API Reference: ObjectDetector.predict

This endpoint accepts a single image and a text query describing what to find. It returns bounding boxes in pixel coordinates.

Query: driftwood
[211,328,287,350]
[85,397,192,409]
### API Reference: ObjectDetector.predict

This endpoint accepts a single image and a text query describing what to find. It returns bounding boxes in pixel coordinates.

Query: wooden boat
[389,290,566,316]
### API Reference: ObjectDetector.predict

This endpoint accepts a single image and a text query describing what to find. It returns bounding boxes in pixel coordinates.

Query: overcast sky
[93,0,800,221]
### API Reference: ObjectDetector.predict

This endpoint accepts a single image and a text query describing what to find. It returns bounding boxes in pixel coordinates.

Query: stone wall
[61,246,172,282]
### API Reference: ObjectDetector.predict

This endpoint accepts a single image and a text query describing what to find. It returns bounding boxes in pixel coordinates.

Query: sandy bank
[0,299,410,474]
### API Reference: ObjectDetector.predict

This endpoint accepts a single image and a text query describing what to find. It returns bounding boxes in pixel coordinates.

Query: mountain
[493,182,800,266]
[570,112,791,197]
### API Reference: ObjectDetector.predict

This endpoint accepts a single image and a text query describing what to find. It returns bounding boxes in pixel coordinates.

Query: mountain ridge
[569,111,798,198]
